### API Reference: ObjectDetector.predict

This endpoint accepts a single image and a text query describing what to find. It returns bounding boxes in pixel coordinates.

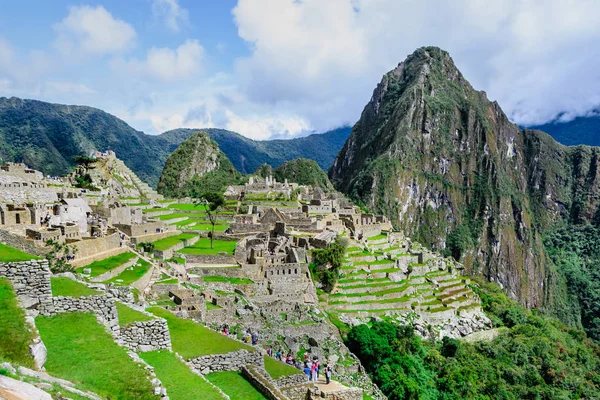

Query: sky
[1,0,599,140]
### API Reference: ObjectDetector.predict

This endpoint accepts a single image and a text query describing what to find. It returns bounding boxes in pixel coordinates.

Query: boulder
[30,341,47,369]
[0,375,52,400]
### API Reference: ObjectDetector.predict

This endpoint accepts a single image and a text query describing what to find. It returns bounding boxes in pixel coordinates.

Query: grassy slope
[104,258,152,286]
[0,278,35,367]
[76,252,136,277]
[36,312,156,399]
[148,307,252,358]
[204,276,253,285]
[140,350,225,400]
[263,356,304,379]
[50,277,100,297]
[115,302,153,326]
[206,371,267,400]
[152,233,197,251]
[179,238,237,255]
[0,243,39,262]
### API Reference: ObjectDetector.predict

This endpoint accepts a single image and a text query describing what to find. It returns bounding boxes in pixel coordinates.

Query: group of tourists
[266,349,333,384]
[221,326,259,346]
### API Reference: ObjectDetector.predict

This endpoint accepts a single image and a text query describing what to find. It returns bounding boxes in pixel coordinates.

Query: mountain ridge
[0,96,350,187]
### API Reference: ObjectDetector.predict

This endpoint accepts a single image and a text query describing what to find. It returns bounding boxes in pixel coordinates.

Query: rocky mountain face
[157,131,243,197]
[330,47,600,308]
[0,97,350,187]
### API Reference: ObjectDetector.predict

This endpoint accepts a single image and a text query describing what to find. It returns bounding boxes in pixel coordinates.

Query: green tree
[45,240,76,273]
[194,192,225,249]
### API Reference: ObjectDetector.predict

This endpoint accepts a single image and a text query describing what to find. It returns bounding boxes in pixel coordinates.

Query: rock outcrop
[330,47,600,308]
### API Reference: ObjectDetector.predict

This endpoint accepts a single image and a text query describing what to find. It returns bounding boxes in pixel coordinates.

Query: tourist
[276,349,282,361]
[266,347,272,357]
[311,361,318,382]
[325,363,332,384]
[251,332,258,345]
[303,363,311,380]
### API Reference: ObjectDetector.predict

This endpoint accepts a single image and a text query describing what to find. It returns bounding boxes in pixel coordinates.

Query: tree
[195,192,225,249]
[45,240,76,273]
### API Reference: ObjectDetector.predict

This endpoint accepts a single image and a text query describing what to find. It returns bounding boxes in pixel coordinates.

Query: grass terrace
[76,252,136,277]
[50,277,100,297]
[206,371,267,400]
[151,233,197,251]
[367,234,387,241]
[204,276,253,285]
[263,356,304,379]
[104,258,152,286]
[148,307,253,358]
[0,242,39,262]
[37,312,156,399]
[168,203,202,211]
[179,238,237,255]
[140,351,225,400]
[116,302,153,327]
[157,212,206,221]
[206,301,222,310]
[0,278,35,367]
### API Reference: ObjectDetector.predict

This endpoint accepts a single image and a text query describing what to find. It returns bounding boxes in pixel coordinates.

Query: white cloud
[233,0,600,128]
[152,0,189,32]
[113,40,204,81]
[225,111,312,140]
[44,81,96,95]
[53,5,136,56]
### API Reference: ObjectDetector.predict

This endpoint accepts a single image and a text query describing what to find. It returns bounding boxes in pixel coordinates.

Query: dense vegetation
[346,279,600,399]
[544,224,600,343]
[274,158,334,191]
[310,237,347,291]
[157,132,245,197]
[0,97,349,187]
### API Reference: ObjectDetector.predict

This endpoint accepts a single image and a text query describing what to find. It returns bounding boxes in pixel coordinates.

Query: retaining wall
[119,317,171,352]
[154,235,199,260]
[182,253,237,265]
[241,365,289,400]
[275,373,308,388]
[90,255,138,282]
[188,349,263,374]
[0,230,48,257]
[0,260,52,309]
[43,295,118,329]
[71,232,120,259]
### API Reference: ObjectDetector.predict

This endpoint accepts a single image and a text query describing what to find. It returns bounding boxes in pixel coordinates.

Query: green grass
[168,203,203,211]
[206,301,222,310]
[0,278,35,367]
[179,238,237,255]
[204,276,253,285]
[104,258,152,286]
[77,252,136,277]
[50,277,100,297]
[367,234,387,241]
[116,302,153,327]
[156,278,179,285]
[152,233,197,251]
[263,356,303,379]
[140,350,225,400]
[36,312,156,399]
[187,223,229,232]
[147,307,253,358]
[0,242,39,262]
[206,371,266,400]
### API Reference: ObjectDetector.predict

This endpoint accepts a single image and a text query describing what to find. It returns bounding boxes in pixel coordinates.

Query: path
[314,375,347,392]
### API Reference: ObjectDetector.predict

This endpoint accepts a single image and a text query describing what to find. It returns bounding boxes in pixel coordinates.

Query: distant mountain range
[530,113,600,147]
[0,97,351,187]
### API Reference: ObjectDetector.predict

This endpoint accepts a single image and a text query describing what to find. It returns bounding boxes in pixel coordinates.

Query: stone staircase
[112,158,163,200]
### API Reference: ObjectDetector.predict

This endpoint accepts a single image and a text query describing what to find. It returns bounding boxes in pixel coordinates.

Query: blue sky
[1,0,600,139]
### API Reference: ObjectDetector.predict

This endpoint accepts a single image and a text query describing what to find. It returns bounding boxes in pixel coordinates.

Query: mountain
[273,158,334,191]
[530,113,600,147]
[164,127,352,174]
[157,131,244,197]
[0,97,351,187]
[330,47,600,315]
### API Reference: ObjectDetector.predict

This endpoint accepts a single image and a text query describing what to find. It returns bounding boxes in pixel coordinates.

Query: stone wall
[189,266,243,278]
[71,231,120,259]
[119,317,171,352]
[188,349,263,374]
[114,222,166,238]
[182,253,237,265]
[275,373,308,388]
[0,260,52,309]
[131,264,156,292]
[282,383,315,400]
[43,295,118,329]
[241,365,289,400]
[0,229,48,257]
[130,230,178,245]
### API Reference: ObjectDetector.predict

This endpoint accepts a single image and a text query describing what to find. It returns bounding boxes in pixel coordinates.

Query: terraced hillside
[322,233,490,336]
